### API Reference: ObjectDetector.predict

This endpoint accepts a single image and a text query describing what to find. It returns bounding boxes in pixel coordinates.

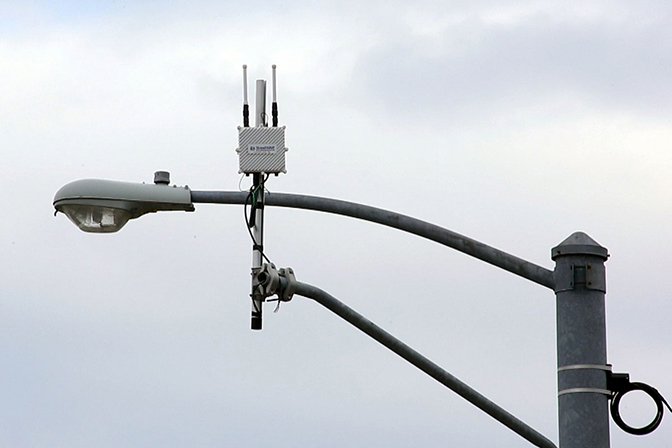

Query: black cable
[610,380,671,435]
[244,174,269,228]
[243,177,272,265]
[244,187,256,228]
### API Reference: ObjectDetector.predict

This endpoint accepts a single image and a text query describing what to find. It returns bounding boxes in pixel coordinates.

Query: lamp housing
[53,178,194,233]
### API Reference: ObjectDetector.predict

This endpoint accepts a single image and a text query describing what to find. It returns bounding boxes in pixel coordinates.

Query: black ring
[610,382,666,435]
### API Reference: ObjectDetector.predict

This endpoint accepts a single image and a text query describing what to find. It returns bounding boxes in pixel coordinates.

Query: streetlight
[53,171,194,233]
[53,170,558,448]
[53,172,672,448]
[53,66,669,448]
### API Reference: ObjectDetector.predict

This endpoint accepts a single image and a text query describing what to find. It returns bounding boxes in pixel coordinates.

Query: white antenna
[271,65,278,127]
[242,65,249,127]
[243,65,249,105]
[272,65,277,103]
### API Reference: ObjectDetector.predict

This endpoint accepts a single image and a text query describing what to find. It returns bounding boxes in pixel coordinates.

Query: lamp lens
[59,204,132,233]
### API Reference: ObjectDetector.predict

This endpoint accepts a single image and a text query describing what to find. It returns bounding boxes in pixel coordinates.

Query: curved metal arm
[191,191,555,290]
[293,280,557,448]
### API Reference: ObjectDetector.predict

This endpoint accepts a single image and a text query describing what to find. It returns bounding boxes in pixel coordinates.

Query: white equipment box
[236,126,287,174]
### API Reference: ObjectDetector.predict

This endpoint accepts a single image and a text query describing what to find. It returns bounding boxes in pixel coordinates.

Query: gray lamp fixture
[53,171,194,233]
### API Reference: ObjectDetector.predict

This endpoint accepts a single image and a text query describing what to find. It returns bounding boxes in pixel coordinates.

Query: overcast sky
[2,1,671,447]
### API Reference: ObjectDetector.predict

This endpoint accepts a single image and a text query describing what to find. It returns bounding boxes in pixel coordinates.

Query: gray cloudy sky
[2,1,672,447]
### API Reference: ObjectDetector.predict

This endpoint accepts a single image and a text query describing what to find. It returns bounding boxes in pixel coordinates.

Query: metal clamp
[558,388,612,397]
[252,263,280,300]
[554,262,606,293]
[251,263,297,302]
[557,364,613,397]
[558,364,612,373]
[278,267,297,302]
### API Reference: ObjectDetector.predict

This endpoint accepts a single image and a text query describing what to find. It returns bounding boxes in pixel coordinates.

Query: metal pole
[293,281,557,448]
[552,232,610,448]
[250,174,265,330]
[250,80,267,330]
[191,190,555,290]
[255,79,266,127]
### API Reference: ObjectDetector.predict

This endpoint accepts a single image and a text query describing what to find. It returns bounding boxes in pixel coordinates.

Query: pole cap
[551,231,609,261]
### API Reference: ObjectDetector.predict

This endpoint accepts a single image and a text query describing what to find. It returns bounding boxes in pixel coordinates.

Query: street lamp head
[53,175,195,233]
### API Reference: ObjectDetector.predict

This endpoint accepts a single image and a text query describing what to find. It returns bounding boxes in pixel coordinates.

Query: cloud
[351,3,672,125]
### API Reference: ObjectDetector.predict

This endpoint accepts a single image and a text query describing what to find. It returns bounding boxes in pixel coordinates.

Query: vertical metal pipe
[255,79,267,127]
[251,79,267,329]
[250,173,265,330]
[552,232,610,448]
